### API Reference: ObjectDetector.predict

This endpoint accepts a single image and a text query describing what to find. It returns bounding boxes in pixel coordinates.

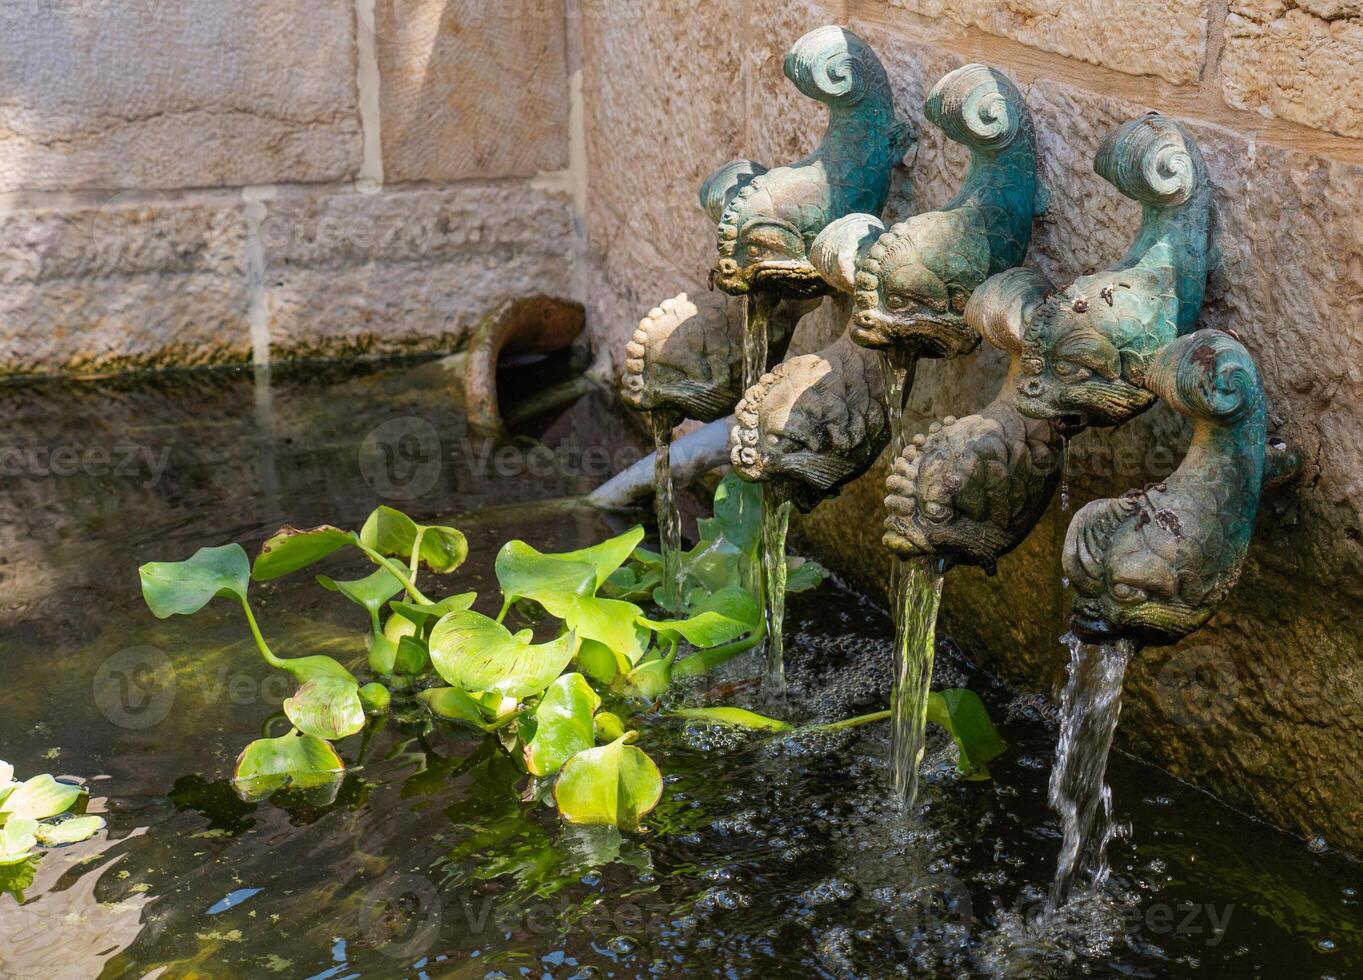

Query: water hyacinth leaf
[283,678,366,741]
[0,816,38,866]
[139,543,250,618]
[622,652,673,701]
[554,595,645,664]
[429,610,577,698]
[358,682,392,716]
[360,506,468,574]
[419,687,492,730]
[317,563,406,618]
[552,526,646,587]
[524,674,601,777]
[232,733,345,803]
[252,525,354,582]
[927,689,1007,779]
[495,541,597,607]
[576,639,629,686]
[274,654,356,687]
[389,593,477,627]
[368,634,398,675]
[785,556,828,594]
[630,546,662,570]
[710,471,762,554]
[394,635,430,676]
[34,815,105,847]
[0,775,82,821]
[554,733,663,829]
[639,587,758,648]
[671,707,794,732]
[601,566,661,603]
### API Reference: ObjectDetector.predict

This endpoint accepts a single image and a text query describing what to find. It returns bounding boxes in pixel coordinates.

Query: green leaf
[927,689,1007,779]
[0,855,37,897]
[524,674,601,777]
[367,634,398,675]
[429,610,577,698]
[495,541,597,608]
[317,563,406,617]
[274,655,356,687]
[389,593,477,627]
[600,566,662,602]
[554,733,663,830]
[34,815,105,847]
[711,471,762,554]
[556,595,645,663]
[639,587,758,648]
[358,682,391,715]
[552,527,646,588]
[283,678,366,740]
[139,544,250,618]
[576,639,630,686]
[232,733,345,803]
[0,775,82,821]
[394,635,430,676]
[252,525,354,582]
[671,707,794,732]
[622,652,674,701]
[419,686,493,730]
[0,816,38,866]
[629,546,662,570]
[360,506,468,573]
[785,556,828,594]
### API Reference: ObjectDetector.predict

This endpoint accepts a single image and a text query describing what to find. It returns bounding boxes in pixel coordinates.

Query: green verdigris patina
[730,64,1044,512]
[1014,113,1213,430]
[621,25,912,428]
[882,113,1215,574]
[1064,330,1296,646]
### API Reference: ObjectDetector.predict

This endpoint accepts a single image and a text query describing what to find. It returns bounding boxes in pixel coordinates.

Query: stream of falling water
[649,411,683,612]
[1048,632,1135,908]
[739,294,770,601]
[891,556,947,807]
[880,351,917,622]
[761,489,793,698]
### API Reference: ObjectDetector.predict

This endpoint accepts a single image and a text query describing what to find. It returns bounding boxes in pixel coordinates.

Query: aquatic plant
[0,759,104,898]
[138,475,1002,830]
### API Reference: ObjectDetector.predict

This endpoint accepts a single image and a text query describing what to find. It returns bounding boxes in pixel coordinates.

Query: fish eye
[886,292,909,311]
[1053,361,1092,381]
[922,501,953,522]
[1111,582,1148,603]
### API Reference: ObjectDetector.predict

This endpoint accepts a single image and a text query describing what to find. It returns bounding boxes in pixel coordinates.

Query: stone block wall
[0,0,575,375]
[576,0,1363,853]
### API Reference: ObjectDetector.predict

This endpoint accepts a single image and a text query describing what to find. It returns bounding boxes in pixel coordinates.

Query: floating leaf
[0,816,37,866]
[429,610,577,698]
[394,635,430,676]
[495,541,597,608]
[317,563,406,620]
[283,678,366,741]
[551,527,646,588]
[232,733,345,803]
[34,815,105,847]
[555,595,645,664]
[671,707,794,732]
[139,544,250,618]
[629,546,662,570]
[389,593,477,627]
[639,587,758,648]
[928,689,1007,779]
[273,654,355,687]
[525,674,601,777]
[360,506,468,574]
[420,687,493,730]
[0,775,82,821]
[252,525,354,582]
[576,639,630,686]
[600,565,663,603]
[0,855,37,898]
[785,556,828,594]
[554,733,663,829]
[358,682,392,715]
[622,650,674,701]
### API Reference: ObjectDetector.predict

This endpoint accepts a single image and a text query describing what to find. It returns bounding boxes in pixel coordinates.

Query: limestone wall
[577,1,1363,854]
[0,0,576,375]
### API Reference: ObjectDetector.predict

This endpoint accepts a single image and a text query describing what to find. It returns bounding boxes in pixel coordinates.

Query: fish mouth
[852,311,980,358]
[710,259,829,299]
[1069,607,1118,642]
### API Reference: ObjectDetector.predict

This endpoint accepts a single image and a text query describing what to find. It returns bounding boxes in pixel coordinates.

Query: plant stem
[408,527,426,590]
[354,539,432,604]
[496,597,514,625]
[672,630,763,677]
[239,596,286,670]
[807,709,891,733]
